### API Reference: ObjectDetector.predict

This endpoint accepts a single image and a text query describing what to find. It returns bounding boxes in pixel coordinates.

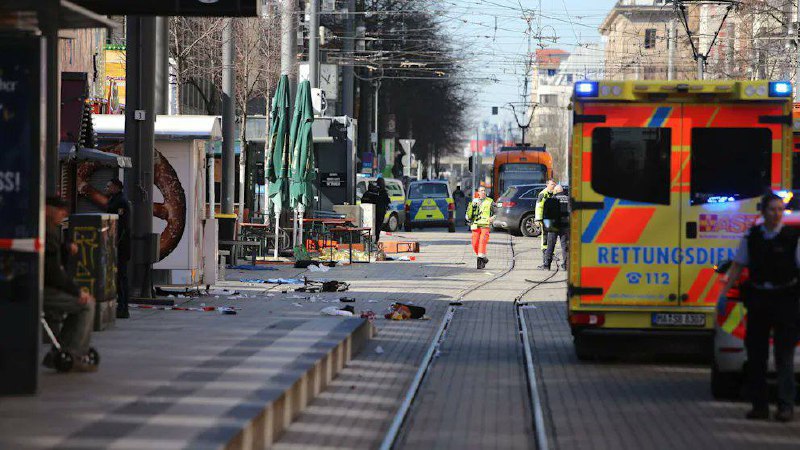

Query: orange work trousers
[471,227,490,255]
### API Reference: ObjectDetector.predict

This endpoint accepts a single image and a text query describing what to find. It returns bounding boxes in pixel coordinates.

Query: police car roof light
[574,81,598,98]
[768,81,793,97]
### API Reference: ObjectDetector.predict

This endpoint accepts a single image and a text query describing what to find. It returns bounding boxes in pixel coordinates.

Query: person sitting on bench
[42,197,97,372]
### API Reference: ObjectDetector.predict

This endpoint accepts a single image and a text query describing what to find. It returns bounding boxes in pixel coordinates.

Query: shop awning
[93,115,223,141]
[59,142,132,168]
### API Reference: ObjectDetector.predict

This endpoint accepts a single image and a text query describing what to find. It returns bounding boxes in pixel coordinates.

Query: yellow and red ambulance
[568,80,794,359]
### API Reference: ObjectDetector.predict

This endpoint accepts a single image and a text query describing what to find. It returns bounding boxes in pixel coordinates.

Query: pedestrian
[538,184,569,271]
[104,178,132,319]
[466,186,494,269]
[393,151,404,179]
[373,177,391,242]
[453,184,465,200]
[717,192,800,422]
[42,197,97,372]
[534,179,557,260]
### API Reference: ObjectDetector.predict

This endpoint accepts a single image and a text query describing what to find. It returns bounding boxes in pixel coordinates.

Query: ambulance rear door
[678,103,787,307]
[574,102,680,307]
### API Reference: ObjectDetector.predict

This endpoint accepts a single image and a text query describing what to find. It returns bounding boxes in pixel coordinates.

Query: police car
[711,207,800,399]
[404,180,456,232]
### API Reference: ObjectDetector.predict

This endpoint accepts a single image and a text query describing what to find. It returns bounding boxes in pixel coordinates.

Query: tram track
[379,233,557,450]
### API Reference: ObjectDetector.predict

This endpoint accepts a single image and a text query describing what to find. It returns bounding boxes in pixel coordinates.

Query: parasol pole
[274,208,281,258]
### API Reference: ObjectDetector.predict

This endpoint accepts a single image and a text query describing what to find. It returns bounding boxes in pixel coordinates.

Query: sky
[441,0,617,131]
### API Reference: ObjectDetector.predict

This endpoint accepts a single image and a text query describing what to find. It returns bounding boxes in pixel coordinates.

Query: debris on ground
[130,304,240,314]
[296,279,350,293]
[308,264,331,273]
[340,297,356,303]
[396,255,416,261]
[228,265,278,271]
[239,278,305,285]
[360,310,376,322]
[208,288,241,296]
[384,302,426,320]
[320,306,355,317]
[374,345,385,354]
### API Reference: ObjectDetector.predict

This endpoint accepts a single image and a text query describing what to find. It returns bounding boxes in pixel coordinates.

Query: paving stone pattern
[525,302,800,450]
[273,229,546,449]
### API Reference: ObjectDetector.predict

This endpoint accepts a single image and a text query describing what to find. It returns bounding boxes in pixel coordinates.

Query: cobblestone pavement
[272,227,554,449]
[525,302,800,450]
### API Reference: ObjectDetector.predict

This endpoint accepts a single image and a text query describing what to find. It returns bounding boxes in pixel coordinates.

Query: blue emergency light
[768,81,793,97]
[574,81,598,98]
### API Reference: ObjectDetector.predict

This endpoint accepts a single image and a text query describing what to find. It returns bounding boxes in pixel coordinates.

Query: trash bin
[68,213,118,331]
[217,213,237,253]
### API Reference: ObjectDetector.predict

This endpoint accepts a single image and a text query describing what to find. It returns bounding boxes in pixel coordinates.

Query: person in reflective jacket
[534,179,557,258]
[466,186,494,269]
[718,192,800,422]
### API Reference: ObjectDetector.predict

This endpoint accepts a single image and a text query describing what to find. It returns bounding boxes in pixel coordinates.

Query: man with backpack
[537,184,569,271]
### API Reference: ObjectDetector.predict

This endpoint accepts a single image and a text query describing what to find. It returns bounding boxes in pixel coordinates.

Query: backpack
[542,196,561,222]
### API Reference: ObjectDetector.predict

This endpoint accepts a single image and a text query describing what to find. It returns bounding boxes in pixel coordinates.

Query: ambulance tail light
[404,203,410,212]
[574,81,598,98]
[769,81,793,97]
[448,202,455,211]
[569,313,605,327]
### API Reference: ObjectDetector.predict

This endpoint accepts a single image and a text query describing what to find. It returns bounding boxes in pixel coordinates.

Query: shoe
[116,309,130,319]
[776,408,794,422]
[560,264,567,270]
[71,354,99,373]
[481,257,489,266]
[536,264,551,271]
[477,257,484,269]
[745,408,770,420]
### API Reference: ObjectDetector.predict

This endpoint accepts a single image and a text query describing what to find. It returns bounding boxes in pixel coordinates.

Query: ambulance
[568,80,794,359]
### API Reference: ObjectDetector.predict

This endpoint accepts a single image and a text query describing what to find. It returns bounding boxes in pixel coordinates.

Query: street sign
[399,139,416,154]
[71,0,261,16]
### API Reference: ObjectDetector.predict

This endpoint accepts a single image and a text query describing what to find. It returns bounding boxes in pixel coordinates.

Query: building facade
[599,0,697,80]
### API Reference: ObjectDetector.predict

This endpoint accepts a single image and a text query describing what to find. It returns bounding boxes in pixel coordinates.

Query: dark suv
[493,184,546,237]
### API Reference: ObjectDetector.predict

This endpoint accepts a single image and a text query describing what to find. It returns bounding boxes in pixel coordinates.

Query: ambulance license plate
[421,205,437,210]
[652,313,705,327]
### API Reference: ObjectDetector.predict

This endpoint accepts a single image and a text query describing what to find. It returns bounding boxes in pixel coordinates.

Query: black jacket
[107,192,132,261]
[45,225,80,296]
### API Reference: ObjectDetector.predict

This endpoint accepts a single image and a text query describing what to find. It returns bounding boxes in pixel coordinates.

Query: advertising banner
[0,35,43,396]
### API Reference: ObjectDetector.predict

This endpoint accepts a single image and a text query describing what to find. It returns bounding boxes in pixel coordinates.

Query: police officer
[539,184,569,271]
[718,192,800,422]
[535,179,557,260]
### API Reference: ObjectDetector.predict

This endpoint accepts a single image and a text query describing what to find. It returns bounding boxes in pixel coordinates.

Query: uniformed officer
[534,179,557,259]
[539,184,569,271]
[718,192,800,422]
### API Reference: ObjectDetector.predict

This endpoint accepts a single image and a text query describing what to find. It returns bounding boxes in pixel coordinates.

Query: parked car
[711,209,800,399]
[404,180,456,232]
[356,177,406,231]
[493,183,547,237]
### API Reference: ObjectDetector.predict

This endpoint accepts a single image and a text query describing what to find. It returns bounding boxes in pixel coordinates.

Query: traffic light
[71,0,261,16]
